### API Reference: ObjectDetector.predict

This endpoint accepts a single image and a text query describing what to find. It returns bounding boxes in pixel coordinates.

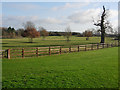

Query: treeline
[49,32,83,37]
[1,27,24,38]
[1,26,100,39]
[1,27,118,38]
[0,27,89,38]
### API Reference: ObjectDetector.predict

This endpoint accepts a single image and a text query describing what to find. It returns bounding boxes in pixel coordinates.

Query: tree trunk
[30,38,33,43]
[100,32,105,43]
[86,37,89,40]
[67,36,69,42]
[100,6,105,43]
[42,36,45,40]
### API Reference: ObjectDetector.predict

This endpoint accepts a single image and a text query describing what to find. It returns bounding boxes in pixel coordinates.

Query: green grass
[1,36,116,49]
[2,47,118,88]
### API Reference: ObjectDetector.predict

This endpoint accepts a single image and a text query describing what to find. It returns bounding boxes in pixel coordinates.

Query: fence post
[114,42,116,47]
[78,45,79,52]
[102,43,104,48]
[2,51,3,58]
[107,44,109,48]
[115,42,116,47]
[91,44,93,50]
[116,41,118,46]
[36,48,38,57]
[85,45,87,51]
[113,43,115,47]
[49,46,51,55]
[111,43,113,47]
[97,43,99,49]
[112,43,114,47]
[69,46,71,53]
[118,41,120,47]
[7,49,10,59]
[60,46,61,54]
[22,48,24,58]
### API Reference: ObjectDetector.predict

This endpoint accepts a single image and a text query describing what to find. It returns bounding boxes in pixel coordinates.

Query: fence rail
[2,42,119,59]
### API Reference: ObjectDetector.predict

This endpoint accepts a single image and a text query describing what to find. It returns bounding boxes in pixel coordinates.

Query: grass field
[1,36,116,49]
[2,47,118,88]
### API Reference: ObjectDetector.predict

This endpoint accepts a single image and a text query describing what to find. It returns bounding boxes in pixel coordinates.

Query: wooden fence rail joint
[36,48,38,57]
[7,49,10,59]
[22,48,24,58]
[49,46,51,55]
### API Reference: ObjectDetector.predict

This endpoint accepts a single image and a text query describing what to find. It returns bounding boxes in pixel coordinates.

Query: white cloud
[107,10,118,29]
[52,2,89,11]
[68,8,101,24]
[2,15,64,29]
[108,9,118,19]
[66,8,118,32]
[39,17,62,24]
[2,15,40,29]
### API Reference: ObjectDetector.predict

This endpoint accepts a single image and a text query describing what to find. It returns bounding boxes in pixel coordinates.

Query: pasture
[2,47,118,88]
[1,36,115,49]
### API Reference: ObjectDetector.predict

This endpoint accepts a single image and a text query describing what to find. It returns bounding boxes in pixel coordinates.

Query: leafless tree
[65,26,72,42]
[94,6,113,43]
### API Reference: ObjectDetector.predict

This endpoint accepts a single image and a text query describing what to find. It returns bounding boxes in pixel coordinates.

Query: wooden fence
[2,42,119,59]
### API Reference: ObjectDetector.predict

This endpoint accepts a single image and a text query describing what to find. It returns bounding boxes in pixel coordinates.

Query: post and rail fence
[1,42,119,59]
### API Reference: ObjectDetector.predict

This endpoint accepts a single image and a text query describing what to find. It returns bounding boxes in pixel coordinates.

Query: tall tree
[94,6,113,43]
[23,21,40,43]
[65,26,72,42]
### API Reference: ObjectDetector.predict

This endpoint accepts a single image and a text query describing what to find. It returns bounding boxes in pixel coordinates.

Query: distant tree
[113,30,119,40]
[118,27,120,41]
[23,21,40,43]
[7,27,16,38]
[16,28,25,37]
[94,6,113,43]
[1,27,8,38]
[76,33,83,37]
[49,32,63,36]
[92,28,100,36]
[83,30,93,40]
[49,32,56,36]
[39,27,49,40]
[65,26,72,42]
[114,31,118,36]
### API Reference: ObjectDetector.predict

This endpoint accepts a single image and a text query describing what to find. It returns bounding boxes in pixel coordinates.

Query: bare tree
[23,21,40,43]
[94,6,113,43]
[65,26,72,42]
[39,27,49,40]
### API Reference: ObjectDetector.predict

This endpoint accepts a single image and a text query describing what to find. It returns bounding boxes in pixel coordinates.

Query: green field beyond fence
[1,36,116,49]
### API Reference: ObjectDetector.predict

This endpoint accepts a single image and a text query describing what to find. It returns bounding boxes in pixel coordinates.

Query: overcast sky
[1,2,118,32]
